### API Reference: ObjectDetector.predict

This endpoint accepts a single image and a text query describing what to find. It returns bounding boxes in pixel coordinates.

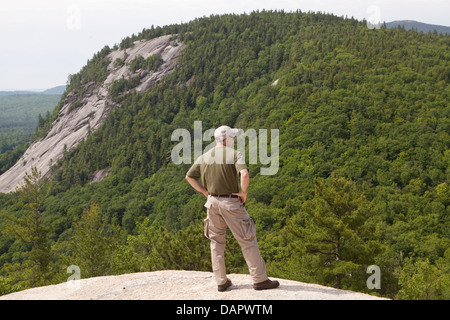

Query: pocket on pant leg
[204,218,210,239]
[240,218,256,241]
[204,197,212,208]
[223,200,243,211]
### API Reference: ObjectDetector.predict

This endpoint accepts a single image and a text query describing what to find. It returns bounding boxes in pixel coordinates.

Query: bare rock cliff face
[0,35,184,193]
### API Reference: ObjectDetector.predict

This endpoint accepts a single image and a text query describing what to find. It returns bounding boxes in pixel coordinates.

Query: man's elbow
[185,175,196,183]
[240,169,249,177]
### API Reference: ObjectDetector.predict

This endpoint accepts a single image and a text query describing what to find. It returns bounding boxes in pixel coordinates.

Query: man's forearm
[234,169,249,204]
[240,170,249,194]
[185,176,208,197]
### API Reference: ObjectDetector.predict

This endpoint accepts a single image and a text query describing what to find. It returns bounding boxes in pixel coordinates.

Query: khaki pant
[203,195,268,285]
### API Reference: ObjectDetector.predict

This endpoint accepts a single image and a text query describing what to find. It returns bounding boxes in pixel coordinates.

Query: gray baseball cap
[214,125,242,142]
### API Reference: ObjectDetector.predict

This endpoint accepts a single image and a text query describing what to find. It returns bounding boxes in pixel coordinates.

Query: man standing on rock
[185,125,279,292]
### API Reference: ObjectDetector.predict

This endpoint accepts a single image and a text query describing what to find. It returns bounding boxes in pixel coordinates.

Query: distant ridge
[0,85,66,96]
[41,85,66,95]
[386,20,450,34]
[0,90,36,96]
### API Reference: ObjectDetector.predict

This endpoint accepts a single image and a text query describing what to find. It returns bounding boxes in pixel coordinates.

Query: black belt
[210,194,239,198]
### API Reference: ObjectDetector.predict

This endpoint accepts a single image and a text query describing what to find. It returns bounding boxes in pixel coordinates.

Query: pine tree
[287,176,375,289]
[0,167,51,287]
[65,203,120,278]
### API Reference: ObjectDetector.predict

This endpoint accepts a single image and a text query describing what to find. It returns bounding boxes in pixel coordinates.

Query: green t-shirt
[186,146,248,195]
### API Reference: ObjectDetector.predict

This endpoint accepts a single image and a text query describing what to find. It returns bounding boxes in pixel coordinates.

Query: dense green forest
[0,10,449,299]
[0,94,62,174]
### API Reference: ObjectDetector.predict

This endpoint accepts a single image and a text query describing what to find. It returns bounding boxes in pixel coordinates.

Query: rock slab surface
[0,270,387,300]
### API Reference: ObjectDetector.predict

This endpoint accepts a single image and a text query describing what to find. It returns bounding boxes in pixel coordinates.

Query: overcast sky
[0,0,448,91]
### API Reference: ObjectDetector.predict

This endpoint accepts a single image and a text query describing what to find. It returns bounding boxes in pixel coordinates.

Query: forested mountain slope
[0,10,448,299]
[0,35,184,193]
